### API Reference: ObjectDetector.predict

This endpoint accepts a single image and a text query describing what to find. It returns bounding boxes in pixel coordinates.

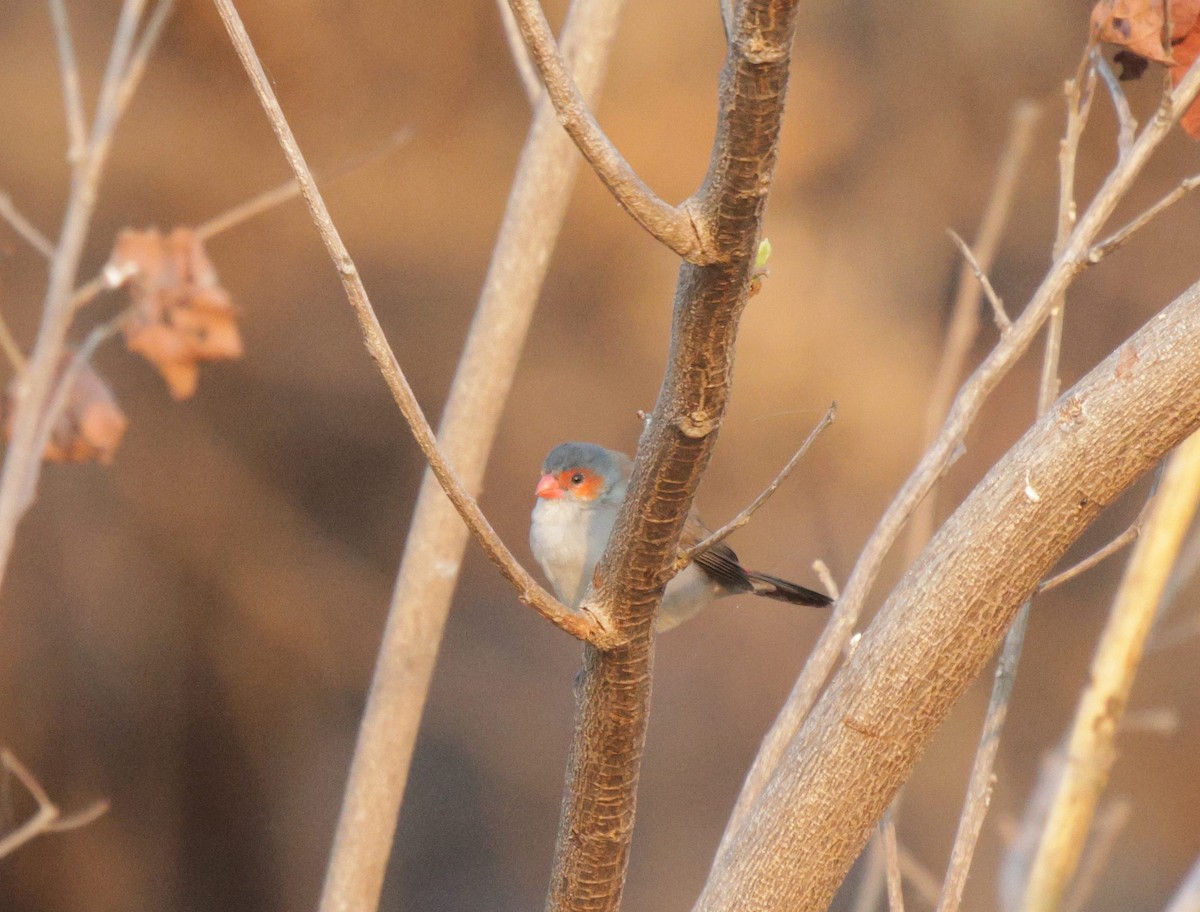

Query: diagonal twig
[1036,491,1156,593]
[505,0,710,262]
[47,0,88,167]
[0,749,109,860]
[676,402,835,568]
[1095,49,1137,158]
[1089,174,1200,264]
[211,0,611,647]
[496,0,542,106]
[905,99,1039,567]
[0,191,54,260]
[946,228,1011,333]
[195,127,414,241]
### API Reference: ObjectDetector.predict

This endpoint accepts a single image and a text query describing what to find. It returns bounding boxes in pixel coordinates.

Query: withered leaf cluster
[108,227,243,400]
[1092,0,1200,135]
[4,227,242,465]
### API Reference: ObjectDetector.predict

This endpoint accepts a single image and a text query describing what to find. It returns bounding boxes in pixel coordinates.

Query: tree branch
[505,0,711,262]
[212,0,612,648]
[946,228,1011,333]
[46,0,88,168]
[0,749,108,859]
[0,190,54,259]
[1088,173,1200,264]
[713,54,1200,859]
[1019,428,1200,912]
[544,2,808,909]
[905,97,1038,586]
[311,2,631,911]
[496,0,542,106]
[0,0,155,603]
[695,277,1200,912]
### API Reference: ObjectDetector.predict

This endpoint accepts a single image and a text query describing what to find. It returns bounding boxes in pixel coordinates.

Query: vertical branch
[47,0,88,167]
[0,0,157,598]
[1019,430,1200,912]
[310,1,630,911]
[544,2,806,910]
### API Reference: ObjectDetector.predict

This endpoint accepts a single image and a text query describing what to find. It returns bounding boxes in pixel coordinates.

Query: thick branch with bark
[544,2,804,910]
[695,280,1200,911]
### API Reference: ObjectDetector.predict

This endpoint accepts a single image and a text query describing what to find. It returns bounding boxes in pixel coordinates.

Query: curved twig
[505,0,711,262]
[212,0,612,648]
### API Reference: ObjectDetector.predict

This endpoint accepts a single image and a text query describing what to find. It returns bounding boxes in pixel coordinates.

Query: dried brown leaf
[107,227,244,399]
[5,355,127,464]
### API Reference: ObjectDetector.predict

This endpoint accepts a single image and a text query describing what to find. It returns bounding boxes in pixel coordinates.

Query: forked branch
[212,0,613,647]
[697,278,1200,912]
[505,0,712,262]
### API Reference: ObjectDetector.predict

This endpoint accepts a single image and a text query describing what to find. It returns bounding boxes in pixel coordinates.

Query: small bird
[529,442,832,631]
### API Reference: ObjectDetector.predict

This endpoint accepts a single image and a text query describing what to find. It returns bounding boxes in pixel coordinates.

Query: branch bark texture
[696,280,1200,912]
[545,3,804,910]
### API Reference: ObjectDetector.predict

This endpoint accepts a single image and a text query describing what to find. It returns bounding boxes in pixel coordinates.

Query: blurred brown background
[0,1,1198,910]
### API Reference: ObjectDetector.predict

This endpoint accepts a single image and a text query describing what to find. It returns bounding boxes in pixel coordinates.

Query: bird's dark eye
[570,472,585,485]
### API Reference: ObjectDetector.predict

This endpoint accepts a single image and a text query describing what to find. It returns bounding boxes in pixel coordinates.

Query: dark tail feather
[747,571,833,607]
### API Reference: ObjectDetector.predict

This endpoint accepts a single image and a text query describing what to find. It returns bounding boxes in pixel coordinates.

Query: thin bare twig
[1089,174,1200,264]
[676,402,836,567]
[1095,50,1137,158]
[906,99,1039,565]
[881,809,906,912]
[0,749,109,860]
[1062,797,1132,912]
[1021,429,1200,912]
[111,0,176,126]
[496,0,542,105]
[1036,500,1154,593]
[196,128,414,241]
[0,191,54,259]
[946,229,1011,333]
[46,0,88,167]
[0,0,153,601]
[66,127,415,314]
[212,0,611,650]
[505,0,709,262]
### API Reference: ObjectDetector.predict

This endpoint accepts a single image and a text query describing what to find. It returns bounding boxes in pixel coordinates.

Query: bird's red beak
[535,472,563,499]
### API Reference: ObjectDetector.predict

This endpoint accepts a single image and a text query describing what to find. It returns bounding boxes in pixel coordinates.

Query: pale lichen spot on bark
[740,34,786,64]
[677,411,718,438]
[1056,394,1085,430]
[1115,343,1139,381]
[1024,471,1041,503]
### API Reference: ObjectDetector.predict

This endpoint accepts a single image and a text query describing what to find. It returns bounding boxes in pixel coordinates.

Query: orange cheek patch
[559,470,604,501]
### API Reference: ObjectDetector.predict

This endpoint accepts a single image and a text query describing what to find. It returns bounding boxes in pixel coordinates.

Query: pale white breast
[530,498,619,608]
